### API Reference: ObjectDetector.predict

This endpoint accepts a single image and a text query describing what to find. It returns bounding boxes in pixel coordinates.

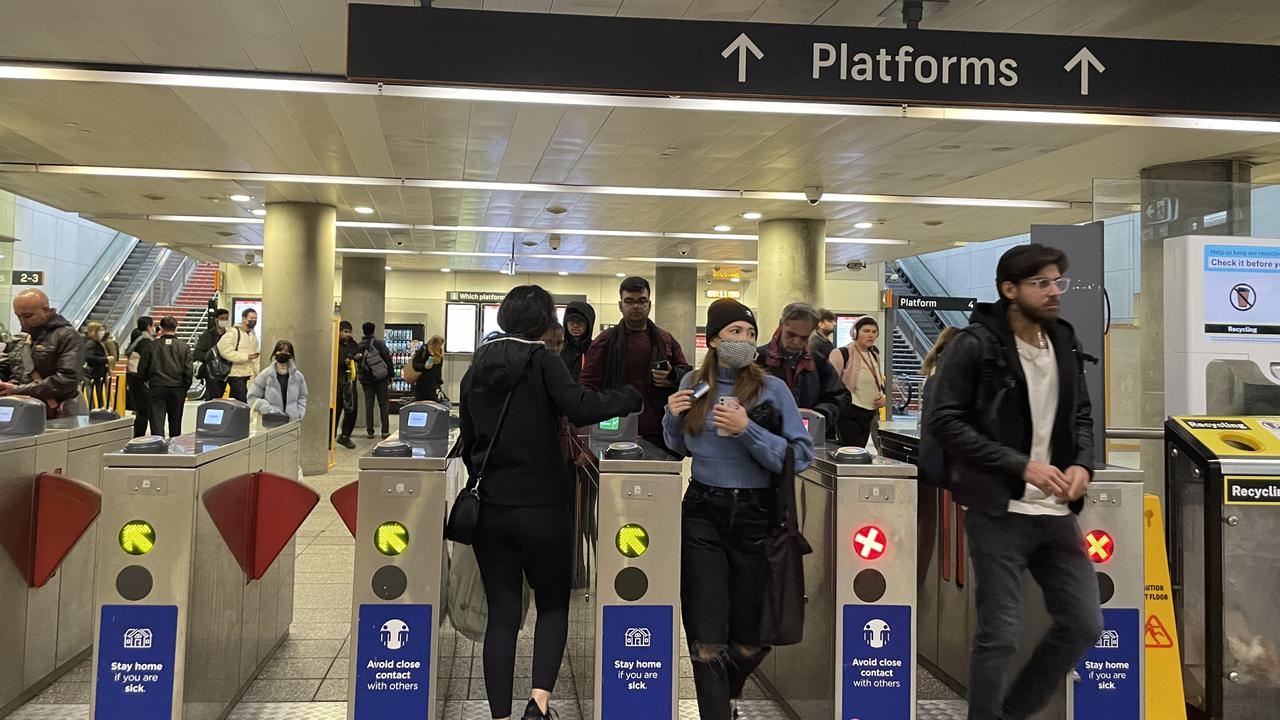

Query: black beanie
[705,298,757,341]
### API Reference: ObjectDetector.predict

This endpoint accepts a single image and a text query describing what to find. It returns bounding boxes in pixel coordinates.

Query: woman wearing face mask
[663,299,814,720]
[829,316,885,449]
[247,340,309,420]
[82,321,111,408]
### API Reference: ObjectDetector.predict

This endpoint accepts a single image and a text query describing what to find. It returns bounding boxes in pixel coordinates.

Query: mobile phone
[652,360,672,371]
[717,396,740,409]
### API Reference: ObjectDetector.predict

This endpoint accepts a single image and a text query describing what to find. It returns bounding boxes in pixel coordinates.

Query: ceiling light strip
[0,62,1276,133]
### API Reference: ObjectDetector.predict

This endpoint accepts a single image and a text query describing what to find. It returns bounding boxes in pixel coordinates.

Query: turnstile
[880,427,1145,720]
[758,446,918,720]
[568,412,683,720]
[341,401,450,720]
[89,399,317,720]
[0,400,131,715]
[1166,416,1280,720]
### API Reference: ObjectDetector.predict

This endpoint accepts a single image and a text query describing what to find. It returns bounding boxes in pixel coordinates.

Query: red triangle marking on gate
[31,473,101,588]
[330,481,358,539]
[203,471,319,582]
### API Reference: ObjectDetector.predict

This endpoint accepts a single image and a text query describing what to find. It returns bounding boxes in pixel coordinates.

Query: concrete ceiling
[2,1,1279,275]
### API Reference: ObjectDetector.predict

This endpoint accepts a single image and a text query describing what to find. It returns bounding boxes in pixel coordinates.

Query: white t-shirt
[1006,334,1070,517]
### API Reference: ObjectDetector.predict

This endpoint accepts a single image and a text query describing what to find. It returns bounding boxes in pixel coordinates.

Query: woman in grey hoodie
[248,340,309,420]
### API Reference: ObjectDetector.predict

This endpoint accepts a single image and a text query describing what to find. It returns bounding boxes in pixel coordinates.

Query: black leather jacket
[11,314,85,402]
[924,299,1095,515]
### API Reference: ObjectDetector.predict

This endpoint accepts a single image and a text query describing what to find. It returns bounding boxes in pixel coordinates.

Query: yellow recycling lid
[1170,416,1280,459]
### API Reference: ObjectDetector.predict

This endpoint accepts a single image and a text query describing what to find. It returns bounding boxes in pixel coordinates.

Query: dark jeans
[334,378,358,438]
[681,480,774,720]
[836,404,876,448]
[965,510,1103,720]
[473,503,573,719]
[127,375,150,437]
[204,377,226,401]
[148,385,186,438]
[362,380,389,435]
[87,377,108,409]
[227,376,249,403]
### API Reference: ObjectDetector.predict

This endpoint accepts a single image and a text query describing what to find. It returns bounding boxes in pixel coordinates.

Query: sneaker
[336,436,355,449]
[366,430,375,439]
[520,699,556,720]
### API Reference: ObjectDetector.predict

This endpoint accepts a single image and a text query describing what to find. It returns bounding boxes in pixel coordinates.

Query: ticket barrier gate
[879,427,1145,720]
[89,399,318,720]
[757,419,919,720]
[0,400,132,715]
[1166,416,1280,720]
[328,401,450,720]
[566,413,683,720]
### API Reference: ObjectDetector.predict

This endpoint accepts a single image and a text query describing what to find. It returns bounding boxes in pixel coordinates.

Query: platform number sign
[11,270,44,286]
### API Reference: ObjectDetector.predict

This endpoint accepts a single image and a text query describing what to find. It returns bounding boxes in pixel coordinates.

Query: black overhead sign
[896,295,976,312]
[348,5,1280,119]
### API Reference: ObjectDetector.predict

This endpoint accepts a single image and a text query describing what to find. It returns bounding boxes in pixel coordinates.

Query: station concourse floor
[9,408,968,720]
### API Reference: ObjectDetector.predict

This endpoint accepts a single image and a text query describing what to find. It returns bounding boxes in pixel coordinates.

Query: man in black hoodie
[460,285,640,720]
[355,321,394,438]
[925,244,1099,720]
[559,300,595,382]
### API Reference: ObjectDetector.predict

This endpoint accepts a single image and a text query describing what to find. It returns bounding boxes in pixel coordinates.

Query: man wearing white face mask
[663,298,815,720]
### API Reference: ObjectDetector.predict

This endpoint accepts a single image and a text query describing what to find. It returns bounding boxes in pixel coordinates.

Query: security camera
[805,185,824,205]
[846,260,867,271]
[549,234,561,251]
[394,238,405,247]
[244,252,256,265]
[678,244,691,256]
[713,265,721,273]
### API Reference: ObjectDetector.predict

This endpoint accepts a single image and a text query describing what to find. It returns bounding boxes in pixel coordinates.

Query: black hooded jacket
[924,299,1095,515]
[461,336,642,506]
[559,301,596,382]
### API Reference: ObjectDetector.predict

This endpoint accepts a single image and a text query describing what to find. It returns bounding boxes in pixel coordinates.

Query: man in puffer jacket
[0,289,87,417]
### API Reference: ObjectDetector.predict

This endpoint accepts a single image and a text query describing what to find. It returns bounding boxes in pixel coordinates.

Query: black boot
[692,656,734,720]
[728,646,771,699]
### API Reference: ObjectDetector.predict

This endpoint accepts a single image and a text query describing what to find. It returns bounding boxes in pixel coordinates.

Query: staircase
[149,262,219,345]
[892,328,922,376]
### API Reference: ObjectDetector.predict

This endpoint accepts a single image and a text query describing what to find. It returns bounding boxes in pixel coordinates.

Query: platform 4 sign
[349,5,1280,119]
[896,295,975,312]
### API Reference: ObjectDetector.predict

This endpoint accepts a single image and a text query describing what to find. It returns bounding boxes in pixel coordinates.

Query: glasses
[1021,277,1072,293]
[621,298,651,307]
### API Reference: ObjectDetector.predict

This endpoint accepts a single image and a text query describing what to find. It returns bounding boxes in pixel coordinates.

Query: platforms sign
[354,603,432,719]
[601,605,674,720]
[349,5,1280,119]
[1074,608,1141,719]
[94,604,177,720]
[842,604,912,719]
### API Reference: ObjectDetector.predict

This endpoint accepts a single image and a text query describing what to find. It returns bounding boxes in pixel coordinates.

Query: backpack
[360,342,389,382]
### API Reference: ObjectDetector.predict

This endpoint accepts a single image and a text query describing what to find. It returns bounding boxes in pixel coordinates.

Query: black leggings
[473,503,573,719]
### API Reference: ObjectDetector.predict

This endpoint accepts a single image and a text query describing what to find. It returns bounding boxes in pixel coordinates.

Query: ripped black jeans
[681,480,774,720]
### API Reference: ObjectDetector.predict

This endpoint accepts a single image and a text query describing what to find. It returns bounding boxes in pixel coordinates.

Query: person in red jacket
[581,276,691,452]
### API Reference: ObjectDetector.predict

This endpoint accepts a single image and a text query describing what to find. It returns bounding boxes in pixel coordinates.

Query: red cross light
[1084,530,1114,564]
[853,525,887,560]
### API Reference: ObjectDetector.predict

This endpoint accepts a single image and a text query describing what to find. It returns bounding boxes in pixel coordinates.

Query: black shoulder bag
[445,388,515,544]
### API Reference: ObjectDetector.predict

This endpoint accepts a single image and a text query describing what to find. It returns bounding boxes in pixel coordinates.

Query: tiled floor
[8,411,969,720]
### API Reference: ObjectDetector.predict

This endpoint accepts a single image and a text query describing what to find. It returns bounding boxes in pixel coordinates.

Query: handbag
[444,387,515,544]
[402,346,423,384]
[447,540,531,642]
[759,441,812,646]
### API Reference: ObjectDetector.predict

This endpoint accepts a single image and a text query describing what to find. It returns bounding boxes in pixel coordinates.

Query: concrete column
[1137,160,1251,493]
[262,202,337,476]
[756,218,826,331]
[655,266,698,356]
[340,256,387,333]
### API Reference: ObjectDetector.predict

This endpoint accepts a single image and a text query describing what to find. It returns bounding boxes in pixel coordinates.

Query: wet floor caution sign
[1143,493,1187,720]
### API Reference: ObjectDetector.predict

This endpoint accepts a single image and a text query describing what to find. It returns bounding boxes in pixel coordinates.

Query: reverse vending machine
[568,413,683,720]
[759,446,918,720]
[0,400,131,714]
[341,401,450,720]
[90,400,316,720]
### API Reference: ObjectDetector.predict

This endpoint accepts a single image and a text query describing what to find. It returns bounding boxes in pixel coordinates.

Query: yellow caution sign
[1143,494,1186,720]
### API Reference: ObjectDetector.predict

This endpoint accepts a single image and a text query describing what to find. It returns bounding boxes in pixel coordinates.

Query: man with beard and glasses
[925,243,1100,720]
[756,302,848,436]
[581,276,690,452]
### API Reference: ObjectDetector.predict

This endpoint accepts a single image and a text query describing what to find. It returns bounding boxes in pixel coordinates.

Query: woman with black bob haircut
[460,284,643,720]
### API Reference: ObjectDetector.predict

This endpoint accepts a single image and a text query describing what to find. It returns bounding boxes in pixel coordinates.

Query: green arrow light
[615,523,649,558]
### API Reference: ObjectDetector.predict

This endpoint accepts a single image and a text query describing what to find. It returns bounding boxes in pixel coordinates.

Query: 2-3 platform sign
[11,270,43,286]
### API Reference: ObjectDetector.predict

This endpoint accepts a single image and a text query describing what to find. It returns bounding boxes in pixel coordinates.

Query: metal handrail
[103,245,171,341]
[1105,427,1163,441]
[63,231,137,328]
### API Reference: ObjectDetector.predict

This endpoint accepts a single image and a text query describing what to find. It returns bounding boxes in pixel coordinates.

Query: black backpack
[204,330,235,382]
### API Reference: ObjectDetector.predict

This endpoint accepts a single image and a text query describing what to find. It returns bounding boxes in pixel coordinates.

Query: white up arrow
[1064,47,1105,96]
[722,33,764,83]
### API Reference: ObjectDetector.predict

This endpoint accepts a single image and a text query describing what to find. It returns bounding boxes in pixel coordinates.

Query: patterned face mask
[716,340,757,369]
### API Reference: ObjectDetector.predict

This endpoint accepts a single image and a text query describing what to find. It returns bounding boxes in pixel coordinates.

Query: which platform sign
[348,5,1280,119]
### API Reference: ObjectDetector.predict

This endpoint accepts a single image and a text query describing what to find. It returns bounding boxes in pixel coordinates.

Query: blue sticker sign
[1074,607,1141,719]
[94,604,178,720]
[354,603,433,719]
[842,604,913,720]
[601,605,674,720]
